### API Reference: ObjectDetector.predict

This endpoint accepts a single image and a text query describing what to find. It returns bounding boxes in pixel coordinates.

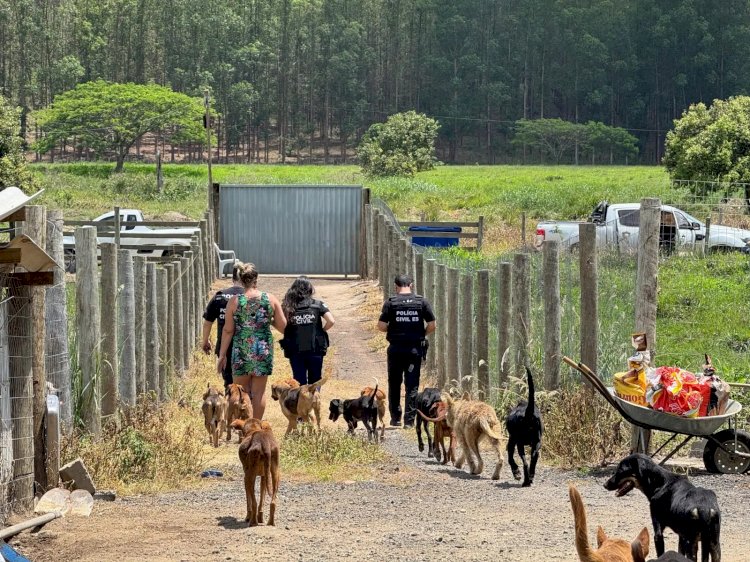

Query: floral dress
[231,293,274,377]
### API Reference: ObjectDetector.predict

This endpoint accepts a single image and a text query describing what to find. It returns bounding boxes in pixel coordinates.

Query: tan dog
[360,385,386,441]
[442,392,504,479]
[235,419,280,526]
[569,484,649,562]
[202,384,227,448]
[417,401,456,465]
[226,383,253,442]
[271,375,330,434]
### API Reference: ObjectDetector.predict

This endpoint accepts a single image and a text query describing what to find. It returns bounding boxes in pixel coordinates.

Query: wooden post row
[118,250,136,407]
[512,253,530,377]
[146,264,160,396]
[134,256,147,395]
[100,243,119,418]
[497,261,512,386]
[459,272,473,392]
[156,267,169,401]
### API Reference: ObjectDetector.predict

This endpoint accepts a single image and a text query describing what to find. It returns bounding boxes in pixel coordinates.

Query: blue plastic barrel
[408,225,461,248]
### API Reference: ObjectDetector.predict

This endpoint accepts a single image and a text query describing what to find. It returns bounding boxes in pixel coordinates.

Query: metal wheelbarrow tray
[563,356,750,474]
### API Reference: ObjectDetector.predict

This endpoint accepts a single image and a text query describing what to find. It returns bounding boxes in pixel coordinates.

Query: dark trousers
[290,352,324,385]
[387,348,422,425]
[220,342,234,392]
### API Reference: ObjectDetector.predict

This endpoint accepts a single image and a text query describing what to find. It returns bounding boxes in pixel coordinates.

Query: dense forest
[2,0,750,164]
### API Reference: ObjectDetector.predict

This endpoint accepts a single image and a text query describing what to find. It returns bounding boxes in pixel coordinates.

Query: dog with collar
[604,454,721,562]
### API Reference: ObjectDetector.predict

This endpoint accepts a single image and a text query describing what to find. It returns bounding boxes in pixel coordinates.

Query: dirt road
[13,278,750,561]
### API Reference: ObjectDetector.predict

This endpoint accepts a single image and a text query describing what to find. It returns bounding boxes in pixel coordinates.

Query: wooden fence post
[180,256,192,369]
[579,223,598,373]
[435,263,447,387]
[146,263,160,396]
[395,232,405,279]
[100,243,119,418]
[446,267,460,386]
[365,204,374,279]
[200,219,211,287]
[633,197,660,453]
[117,250,136,407]
[170,262,184,373]
[45,209,71,430]
[477,216,484,252]
[183,252,195,352]
[372,209,381,282]
[164,264,176,376]
[512,253,531,376]
[156,267,169,401]
[378,216,388,293]
[497,261,512,386]
[459,272,474,392]
[75,226,101,437]
[24,206,48,492]
[8,282,33,511]
[542,241,561,389]
[476,269,490,398]
[133,256,147,396]
[424,258,436,375]
[415,251,424,298]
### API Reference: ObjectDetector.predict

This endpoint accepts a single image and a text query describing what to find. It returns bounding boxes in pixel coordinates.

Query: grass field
[34,162,749,379]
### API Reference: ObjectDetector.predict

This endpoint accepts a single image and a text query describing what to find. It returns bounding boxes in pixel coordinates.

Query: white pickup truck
[63,209,199,272]
[535,201,750,254]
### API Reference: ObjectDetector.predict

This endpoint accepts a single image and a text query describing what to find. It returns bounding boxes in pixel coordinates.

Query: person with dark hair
[377,273,436,428]
[202,260,245,394]
[218,263,286,420]
[280,276,335,385]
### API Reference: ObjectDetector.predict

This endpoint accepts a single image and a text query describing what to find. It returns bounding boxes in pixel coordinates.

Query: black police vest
[386,294,426,343]
[285,300,328,354]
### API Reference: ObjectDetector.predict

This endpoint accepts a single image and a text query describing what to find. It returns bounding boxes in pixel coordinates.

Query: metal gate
[218,185,363,275]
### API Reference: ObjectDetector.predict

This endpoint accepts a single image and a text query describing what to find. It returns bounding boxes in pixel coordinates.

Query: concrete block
[59,458,96,494]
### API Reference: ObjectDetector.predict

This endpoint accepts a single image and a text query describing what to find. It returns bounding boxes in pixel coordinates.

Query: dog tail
[263,441,274,496]
[417,408,445,423]
[479,417,503,442]
[569,485,605,562]
[524,366,536,421]
[306,373,330,394]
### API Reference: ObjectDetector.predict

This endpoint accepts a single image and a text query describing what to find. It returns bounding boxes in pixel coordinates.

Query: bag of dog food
[698,355,731,416]
[646,366,709,418]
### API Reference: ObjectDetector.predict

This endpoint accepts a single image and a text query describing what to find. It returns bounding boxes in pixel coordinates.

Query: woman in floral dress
[218,262,286,420]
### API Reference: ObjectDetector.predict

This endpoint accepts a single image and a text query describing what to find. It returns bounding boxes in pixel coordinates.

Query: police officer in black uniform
[201,261,244,393]
[378,274,436,428]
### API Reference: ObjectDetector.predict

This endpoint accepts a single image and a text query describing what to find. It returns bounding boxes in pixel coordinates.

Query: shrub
[357,110,441,177]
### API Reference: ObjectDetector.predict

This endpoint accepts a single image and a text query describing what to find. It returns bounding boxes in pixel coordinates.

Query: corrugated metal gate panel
[219,185,362,275]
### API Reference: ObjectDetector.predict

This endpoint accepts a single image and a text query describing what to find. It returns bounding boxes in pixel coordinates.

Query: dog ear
[631,527,650,562]
[596,526,607,548]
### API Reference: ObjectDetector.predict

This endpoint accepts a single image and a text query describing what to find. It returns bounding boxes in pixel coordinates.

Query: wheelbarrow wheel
[703,429,750,474]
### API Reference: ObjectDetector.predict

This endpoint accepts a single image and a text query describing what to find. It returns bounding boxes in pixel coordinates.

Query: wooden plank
[403,231,478,239]
[400,221,479,228]
[0,248,22,263]
[5,271,54,286]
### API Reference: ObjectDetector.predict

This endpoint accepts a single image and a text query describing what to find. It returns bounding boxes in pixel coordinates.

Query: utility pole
[204,89,213,210]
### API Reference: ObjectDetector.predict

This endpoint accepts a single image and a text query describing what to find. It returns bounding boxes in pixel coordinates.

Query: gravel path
[13,278,750,561]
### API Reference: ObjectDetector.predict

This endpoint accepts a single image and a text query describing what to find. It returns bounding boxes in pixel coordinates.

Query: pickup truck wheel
[64,249,76,273]
[709,245,738,254]
[162,248,186,259]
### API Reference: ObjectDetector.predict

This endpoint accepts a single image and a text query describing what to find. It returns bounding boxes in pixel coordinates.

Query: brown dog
[235,419,280,526]
[271,375,330,434]
[442,392,505,479]
[417,401,456,465]
[202,384,227,448]
[360,385,386,441]
[569,484,649,562]
[226,383,253,442]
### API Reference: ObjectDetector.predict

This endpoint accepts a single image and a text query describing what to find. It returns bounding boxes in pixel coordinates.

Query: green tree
[664,96,750,210]
[33,80,207,172]
[357,111,440,177]
[0,95,35,191]
[512,119,586,164]
[583,121,639,164]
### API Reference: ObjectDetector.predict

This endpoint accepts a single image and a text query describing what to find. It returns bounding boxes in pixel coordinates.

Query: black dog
[329,384,379,441]
[415,387,442,459]
[604,454,721,562]
[505,366,542,487]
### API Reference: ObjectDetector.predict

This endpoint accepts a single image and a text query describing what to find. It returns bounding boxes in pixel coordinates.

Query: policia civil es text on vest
[378,274,437,428]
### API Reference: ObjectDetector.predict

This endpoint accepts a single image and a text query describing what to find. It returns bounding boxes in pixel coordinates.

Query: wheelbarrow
[563,356,750,474]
